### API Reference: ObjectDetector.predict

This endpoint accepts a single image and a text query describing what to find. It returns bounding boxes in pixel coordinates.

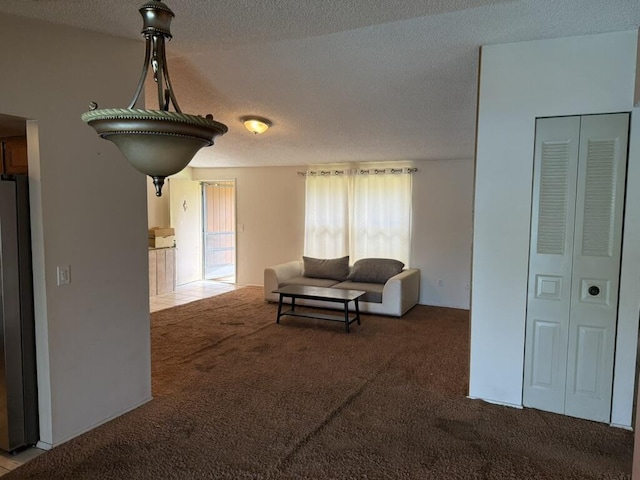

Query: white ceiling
[0,0,638,168]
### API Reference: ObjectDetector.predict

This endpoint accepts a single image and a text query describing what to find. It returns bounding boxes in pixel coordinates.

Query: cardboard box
[148,236,175,248]
[148,227,175,248]
[148,227,175,238]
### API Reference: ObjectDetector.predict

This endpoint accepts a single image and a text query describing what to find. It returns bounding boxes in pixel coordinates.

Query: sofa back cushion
[283,276,340,288]
[302,256,350,281]
[348,258,405,284]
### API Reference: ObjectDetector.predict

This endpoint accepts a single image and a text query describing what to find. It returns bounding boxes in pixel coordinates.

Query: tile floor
[149,279,241,312]
[0,446,45,476]
[0,280,241,476]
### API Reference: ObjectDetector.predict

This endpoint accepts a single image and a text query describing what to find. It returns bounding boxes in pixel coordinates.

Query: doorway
[523,113,630,423]
[202,181,236,283]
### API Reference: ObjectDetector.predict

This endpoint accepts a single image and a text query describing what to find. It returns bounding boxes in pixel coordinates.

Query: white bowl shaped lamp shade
[242,117,272,134]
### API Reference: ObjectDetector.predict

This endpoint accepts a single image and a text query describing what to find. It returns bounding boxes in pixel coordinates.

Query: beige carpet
[5,286,634,479]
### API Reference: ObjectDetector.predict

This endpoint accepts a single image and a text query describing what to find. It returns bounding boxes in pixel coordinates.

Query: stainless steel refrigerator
[0,174,38,451]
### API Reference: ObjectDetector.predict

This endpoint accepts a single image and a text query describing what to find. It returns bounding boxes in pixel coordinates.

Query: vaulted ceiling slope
[1,0,638,167]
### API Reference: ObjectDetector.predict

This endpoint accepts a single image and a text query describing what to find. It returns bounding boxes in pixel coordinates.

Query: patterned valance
[298,167,417,177]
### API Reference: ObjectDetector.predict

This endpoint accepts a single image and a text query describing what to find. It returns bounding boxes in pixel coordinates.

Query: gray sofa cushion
[348,258,404,284]
[303,256,350,281]
[282,276,340,288]
[332,281,384,303]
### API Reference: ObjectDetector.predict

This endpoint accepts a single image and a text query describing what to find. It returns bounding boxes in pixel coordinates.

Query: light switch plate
[57,265,71,286]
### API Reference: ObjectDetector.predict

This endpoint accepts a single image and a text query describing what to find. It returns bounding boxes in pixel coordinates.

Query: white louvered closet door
[523,116,580,415]
[564,114,629,421]
[523,113,629,423]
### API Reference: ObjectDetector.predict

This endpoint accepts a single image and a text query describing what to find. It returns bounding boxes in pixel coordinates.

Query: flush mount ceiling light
[242,116,272,135]
[81,0,228,197]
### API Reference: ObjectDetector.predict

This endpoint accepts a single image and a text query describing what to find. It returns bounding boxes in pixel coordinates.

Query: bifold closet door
[523,116,581,415]
[523,113,629,422]
[564,114,628,422]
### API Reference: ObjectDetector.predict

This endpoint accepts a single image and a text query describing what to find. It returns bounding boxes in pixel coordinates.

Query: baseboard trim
[47,395,153,449]
[609,422,633,430]
[468,397,631,428]
[35,440,52,451]
[467,395,523,409]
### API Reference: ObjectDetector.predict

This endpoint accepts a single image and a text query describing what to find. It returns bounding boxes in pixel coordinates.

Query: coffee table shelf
[273,285,365,333]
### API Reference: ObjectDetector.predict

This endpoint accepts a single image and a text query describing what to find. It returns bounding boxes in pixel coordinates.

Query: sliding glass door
[202,181,236,283]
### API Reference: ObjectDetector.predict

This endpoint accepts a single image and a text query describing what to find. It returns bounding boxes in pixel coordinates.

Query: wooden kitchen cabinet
[1,136,28,174]
[149,247,176,296]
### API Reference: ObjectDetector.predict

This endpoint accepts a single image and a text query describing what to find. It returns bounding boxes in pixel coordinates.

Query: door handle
[588,286,600,296]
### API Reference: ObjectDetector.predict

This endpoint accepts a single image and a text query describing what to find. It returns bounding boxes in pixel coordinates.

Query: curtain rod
[297,167,418,177]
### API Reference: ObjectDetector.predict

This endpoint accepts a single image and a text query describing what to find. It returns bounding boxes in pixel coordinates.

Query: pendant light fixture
[81,0,228,197]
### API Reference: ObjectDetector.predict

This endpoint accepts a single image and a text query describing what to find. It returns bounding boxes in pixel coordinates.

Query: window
[303,172,350,259]
[304,168,413,265]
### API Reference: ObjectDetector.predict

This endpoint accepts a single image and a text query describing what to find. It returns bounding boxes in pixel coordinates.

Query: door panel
[523,116,580,413]
[564,113,629,422]
[573,325,605,396]
[530,320,562,389]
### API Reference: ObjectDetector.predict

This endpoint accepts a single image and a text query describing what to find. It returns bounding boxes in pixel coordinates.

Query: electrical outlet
[465,283,470,290]
[437,279,443,288]
[57,265,71,286]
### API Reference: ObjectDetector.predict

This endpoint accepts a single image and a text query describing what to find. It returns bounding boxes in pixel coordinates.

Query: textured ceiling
[0,0,638,168]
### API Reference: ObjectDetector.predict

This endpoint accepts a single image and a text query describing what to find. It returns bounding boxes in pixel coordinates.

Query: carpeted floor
[5,286,634,479]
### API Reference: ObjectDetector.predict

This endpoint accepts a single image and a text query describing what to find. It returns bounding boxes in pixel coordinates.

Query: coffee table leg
[344,301,350,333]
[276,294,283,324]
[355,299,361,325]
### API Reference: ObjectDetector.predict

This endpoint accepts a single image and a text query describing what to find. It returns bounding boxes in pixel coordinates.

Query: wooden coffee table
[273,285,365,333]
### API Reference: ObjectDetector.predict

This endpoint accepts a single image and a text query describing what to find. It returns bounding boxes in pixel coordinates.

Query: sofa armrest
[382,268,420,316]
[264,260,303,302]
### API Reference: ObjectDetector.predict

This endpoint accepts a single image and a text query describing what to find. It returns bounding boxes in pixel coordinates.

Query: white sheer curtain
[303,173,350,258]
[351,172,412,265]
[304,169,413,265]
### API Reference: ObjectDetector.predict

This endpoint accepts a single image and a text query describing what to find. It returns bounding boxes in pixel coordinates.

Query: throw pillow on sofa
[303,255,350,281]
[348,258,404,284]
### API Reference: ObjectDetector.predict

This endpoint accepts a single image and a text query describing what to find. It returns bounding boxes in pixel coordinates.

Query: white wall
[191,166,307,286]
[470,30,640,427]
[412,159,474,309]
[191,160,474,309]
[635,27,640,107]
[147,180,170,229]
[0,15,152,446]
[169,178,203,285]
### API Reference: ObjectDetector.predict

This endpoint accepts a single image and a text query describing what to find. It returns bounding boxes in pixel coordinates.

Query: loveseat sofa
[264,256,420,317]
